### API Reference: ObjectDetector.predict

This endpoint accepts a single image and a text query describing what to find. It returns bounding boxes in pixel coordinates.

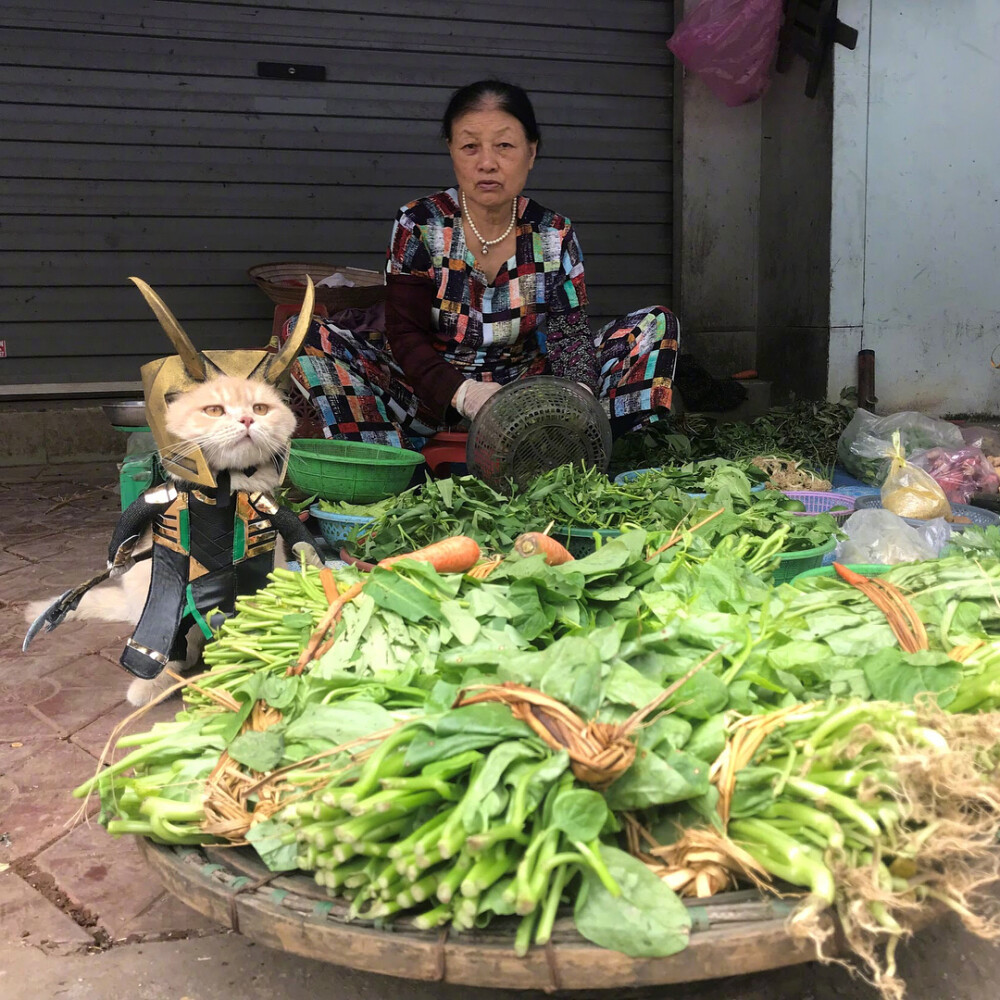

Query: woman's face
[448,107,537,212]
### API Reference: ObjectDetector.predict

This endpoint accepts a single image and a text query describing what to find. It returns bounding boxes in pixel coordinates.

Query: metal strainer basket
[466,377,612,491]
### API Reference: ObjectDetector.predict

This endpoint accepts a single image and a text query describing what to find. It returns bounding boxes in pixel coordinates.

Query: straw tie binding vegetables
[289,536,482,675]
[832,562,929,654]
[649,699,1000,1000]
[454,651,718,789]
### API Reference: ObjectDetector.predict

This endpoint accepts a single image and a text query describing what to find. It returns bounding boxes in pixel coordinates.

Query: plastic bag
[835,508,952,565]
[836,408,965,485]
[880,432,951,520]
[666,0,784,107]
[960,424,1000,458]
[909,445,1000,503]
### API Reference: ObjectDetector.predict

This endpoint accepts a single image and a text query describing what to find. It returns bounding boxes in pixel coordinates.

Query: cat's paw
[291,541,324,569]
[126,667,183,707]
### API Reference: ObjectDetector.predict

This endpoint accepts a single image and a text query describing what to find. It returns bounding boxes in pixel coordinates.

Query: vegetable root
[513,532,575,565]
[290,537,482,675]
[288,582,364,675]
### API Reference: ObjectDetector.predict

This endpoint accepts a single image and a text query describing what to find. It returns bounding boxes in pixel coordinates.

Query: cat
[25,375,304,708]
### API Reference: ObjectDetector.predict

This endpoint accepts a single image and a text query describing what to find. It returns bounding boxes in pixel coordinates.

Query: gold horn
[129,276,206,380]
[265,275,315,385]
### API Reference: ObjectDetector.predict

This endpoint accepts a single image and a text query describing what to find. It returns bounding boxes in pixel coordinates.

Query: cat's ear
[262,275,315,385]
[129,277,207,381]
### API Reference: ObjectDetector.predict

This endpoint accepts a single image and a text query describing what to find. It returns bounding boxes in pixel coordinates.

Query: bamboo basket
[138,839,842,990]
[248,262,386,310]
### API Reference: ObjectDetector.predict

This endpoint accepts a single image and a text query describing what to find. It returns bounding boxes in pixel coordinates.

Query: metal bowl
[102,400,147,427]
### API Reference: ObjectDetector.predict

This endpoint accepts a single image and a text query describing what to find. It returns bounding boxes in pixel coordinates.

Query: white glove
[291,541,325,569]
[452,380,502,420]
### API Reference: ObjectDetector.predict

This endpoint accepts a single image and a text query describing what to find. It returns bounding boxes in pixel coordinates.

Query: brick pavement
[0,463,221,954]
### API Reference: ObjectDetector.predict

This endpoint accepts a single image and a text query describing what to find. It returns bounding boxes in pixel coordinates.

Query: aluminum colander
[466,377,612,491]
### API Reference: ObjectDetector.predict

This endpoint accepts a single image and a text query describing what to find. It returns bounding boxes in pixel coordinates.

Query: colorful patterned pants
[288,305,680,447]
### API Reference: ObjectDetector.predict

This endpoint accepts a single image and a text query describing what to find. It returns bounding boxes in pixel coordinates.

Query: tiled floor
[0,463,220,953]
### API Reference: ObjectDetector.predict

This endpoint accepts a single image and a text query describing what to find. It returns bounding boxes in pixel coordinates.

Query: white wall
[829,0,1000,415]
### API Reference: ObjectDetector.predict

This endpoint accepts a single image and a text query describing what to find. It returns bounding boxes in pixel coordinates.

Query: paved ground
[1,462,999,998]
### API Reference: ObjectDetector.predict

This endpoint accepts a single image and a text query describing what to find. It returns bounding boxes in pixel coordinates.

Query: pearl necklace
[461,189,517,256]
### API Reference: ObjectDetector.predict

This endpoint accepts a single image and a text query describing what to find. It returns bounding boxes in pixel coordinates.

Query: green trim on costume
[185,584,213,639]
[179,506,190,551]
[232,515,246,564]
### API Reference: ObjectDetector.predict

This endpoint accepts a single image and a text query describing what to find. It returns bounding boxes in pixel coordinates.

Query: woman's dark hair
[441,80,541,149]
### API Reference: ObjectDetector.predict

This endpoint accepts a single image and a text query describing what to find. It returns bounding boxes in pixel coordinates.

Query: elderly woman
[287,80,679,446]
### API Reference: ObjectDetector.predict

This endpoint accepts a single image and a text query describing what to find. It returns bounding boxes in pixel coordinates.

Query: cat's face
[164,376,296,472]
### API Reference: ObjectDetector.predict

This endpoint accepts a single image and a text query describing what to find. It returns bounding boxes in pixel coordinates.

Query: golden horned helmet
[132,275,315,488]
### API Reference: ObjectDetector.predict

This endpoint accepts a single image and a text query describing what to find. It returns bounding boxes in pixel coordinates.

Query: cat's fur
[24,376,298,707]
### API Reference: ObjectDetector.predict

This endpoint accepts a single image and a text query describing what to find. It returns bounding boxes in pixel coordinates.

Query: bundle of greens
[73,527,1000,986]
[680,699,1000,999]
[357,463,838,561]
[609,393,857,478]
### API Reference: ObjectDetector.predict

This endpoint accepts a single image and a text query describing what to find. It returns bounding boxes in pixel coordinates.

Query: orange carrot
[377,535,482,573]
[832,562,866,585]
[513,532,575,565]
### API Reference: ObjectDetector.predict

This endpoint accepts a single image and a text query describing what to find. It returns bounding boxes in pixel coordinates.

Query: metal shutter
[0,0,674,395]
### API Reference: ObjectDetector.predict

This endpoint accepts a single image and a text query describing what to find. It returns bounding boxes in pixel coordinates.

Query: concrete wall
[828,0,1000,416]
[756,60,833,401]
[677,22,833,401]
[677,77,761,376]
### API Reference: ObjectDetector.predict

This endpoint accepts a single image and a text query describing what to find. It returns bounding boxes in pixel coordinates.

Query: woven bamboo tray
[248,262,386,309]
[138,839,838,990]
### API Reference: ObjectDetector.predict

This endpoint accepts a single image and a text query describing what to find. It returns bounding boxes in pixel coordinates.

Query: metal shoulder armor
[143,482,179,504]
[248,491,280,515]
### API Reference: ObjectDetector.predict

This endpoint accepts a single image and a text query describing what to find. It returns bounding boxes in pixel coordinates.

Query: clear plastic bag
[880,432,952,520]
[959,424,1000,457]
[909,445,1000,503]
[666,0,784,107]
[836,408,965,485]
[835,508,952,565]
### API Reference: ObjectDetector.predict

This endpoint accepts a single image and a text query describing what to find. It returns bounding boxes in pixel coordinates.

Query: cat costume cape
[24,276,322,681]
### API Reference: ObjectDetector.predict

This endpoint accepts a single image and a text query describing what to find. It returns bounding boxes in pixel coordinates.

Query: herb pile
[609,393,857,478]
[356,463,839,561]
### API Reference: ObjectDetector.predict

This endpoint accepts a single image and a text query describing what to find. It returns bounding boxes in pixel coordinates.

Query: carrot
[513,532,575,565]
[376,535,481,573]
[832,562,866,585]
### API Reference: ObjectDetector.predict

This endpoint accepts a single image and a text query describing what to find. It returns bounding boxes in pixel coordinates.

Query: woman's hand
[452,380,502,420]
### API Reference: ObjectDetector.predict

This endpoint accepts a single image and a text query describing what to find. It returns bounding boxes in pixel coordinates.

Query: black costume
[109,472,315,679]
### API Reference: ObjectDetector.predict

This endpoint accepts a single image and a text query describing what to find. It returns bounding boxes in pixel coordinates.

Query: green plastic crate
[287,439,424,504]
[794,562,890,581]
[119,453,164,511]
[772,536,838,584]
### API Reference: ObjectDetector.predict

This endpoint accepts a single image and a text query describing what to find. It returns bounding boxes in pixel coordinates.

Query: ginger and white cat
[25,376,300,707]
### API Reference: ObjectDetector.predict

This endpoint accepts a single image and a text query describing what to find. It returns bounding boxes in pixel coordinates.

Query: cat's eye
[203,405,224,417]
[252,403,269,415]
